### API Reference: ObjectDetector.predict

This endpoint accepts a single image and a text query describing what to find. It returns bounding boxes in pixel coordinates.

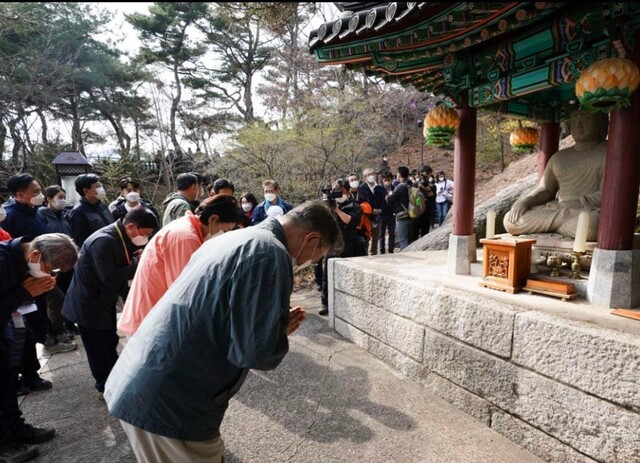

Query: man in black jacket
[68,173,114,249]
[62,207,158,400]
[110,177,160,222]
[379,172,396,254]
[385,166,412,250]
[0,233,78,462]
[319,179,362,315]
[1,174,54,395]
[357,168,386,255]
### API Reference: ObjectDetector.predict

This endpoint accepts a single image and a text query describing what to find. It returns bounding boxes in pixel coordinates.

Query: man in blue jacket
[0,174,45,240]
[0,233,78,462]
[251,179,293,225]
[105,201,343,462]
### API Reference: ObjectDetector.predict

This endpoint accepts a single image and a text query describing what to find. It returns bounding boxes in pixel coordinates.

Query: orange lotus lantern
[509,122,539,153]
[423,105,460,146]
[575,57,640,113]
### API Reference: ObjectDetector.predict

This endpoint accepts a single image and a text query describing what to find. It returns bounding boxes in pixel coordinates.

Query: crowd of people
[0,157,452,462]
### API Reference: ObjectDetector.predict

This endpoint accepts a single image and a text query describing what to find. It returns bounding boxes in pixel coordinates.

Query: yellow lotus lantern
[423,105,460,146]
[510,122,539,153]
[575,57,640,113]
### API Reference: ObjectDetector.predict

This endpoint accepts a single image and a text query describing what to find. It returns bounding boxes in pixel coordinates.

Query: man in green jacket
[161,173,202,227]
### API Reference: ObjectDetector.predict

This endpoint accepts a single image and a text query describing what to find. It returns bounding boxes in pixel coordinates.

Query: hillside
[386,133,578,206]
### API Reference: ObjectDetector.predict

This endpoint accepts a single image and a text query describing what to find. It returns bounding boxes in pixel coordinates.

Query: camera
[321,188,342,209]
[50,269,61,278]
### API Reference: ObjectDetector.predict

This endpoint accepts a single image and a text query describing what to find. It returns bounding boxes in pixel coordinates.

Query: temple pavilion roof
[309,2,640,122]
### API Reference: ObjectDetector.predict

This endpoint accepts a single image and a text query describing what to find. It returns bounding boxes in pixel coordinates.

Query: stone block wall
[327,258,640,463]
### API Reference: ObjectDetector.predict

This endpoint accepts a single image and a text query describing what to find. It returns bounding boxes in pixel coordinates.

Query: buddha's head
[570,110,608,144]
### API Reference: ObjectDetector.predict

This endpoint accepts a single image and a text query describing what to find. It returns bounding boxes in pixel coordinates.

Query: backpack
[407,186,426,219]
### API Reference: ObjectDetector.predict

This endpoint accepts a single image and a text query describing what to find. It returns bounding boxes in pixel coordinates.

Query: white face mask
[52,199,67,211]
[130,232,149,247]
[335,195,348,204]
[205,220,224,241]
[349,181,359,189]
[28,253,49,278]
[264,193,277,202]
[292,237,318,273]
[0,206,6,222]
[366,175,376,184]
[241,203,252,212]
[125,192,140,203]
[96,187,107,199]
[206,230,224,242]
[30,193,45,207]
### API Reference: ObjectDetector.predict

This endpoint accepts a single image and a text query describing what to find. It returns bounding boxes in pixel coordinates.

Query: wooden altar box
[479,237,537,294]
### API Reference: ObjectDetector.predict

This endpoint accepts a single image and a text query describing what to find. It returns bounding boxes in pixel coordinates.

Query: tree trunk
[7,117,22,164]
[134,118,141,162]
[89,90,130,159]
[170,62,182,155]
[243,23,257,122]
[19,110,35,155]
[37,108,49,146]
[70,94,85,155]
[244,73,254,122]
[0,120,6,162]
[290,20,300,123]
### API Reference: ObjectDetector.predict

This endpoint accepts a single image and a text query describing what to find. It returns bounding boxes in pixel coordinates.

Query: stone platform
[327,250,640,463]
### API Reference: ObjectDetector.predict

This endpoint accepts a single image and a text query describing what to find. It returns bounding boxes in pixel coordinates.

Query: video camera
[321,188,342,209]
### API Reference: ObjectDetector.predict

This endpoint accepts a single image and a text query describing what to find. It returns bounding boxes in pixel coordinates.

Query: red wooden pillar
[537,122,560,180]
[597,32,640,250]
[452,105,477,236]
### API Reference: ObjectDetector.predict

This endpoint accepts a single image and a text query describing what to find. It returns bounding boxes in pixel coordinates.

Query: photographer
[413,179,435,241]
[319,180,362,315]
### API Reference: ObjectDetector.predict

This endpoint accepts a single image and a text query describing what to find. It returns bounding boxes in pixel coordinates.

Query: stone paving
[19,290,542,463]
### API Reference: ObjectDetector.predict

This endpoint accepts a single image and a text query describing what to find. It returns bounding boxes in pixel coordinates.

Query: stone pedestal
[587,248,640,308]
[448,234,476,275]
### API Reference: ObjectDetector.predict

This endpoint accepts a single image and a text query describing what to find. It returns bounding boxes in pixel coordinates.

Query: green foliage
[126,3,208,69]
[0,1,538,214]
[476,112,538,172]
[191,3,274,122]
[215,82,414,204]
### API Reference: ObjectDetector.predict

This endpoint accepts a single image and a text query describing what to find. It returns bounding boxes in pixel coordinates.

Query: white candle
[573,210,590,252]
[486,209,496,239]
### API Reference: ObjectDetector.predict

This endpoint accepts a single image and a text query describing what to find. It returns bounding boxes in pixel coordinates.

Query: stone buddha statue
[503,110,608,241]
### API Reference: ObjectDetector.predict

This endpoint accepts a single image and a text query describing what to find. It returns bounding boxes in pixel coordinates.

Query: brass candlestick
[570,251,585,279]
[546,255,563,277]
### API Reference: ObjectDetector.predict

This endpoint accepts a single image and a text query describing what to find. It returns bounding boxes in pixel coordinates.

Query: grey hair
[362,168,375,177]
[280,200,344,255]
[32,233,79,272]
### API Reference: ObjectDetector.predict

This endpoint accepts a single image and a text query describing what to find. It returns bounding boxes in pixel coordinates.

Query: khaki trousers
[121,420,225,463]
